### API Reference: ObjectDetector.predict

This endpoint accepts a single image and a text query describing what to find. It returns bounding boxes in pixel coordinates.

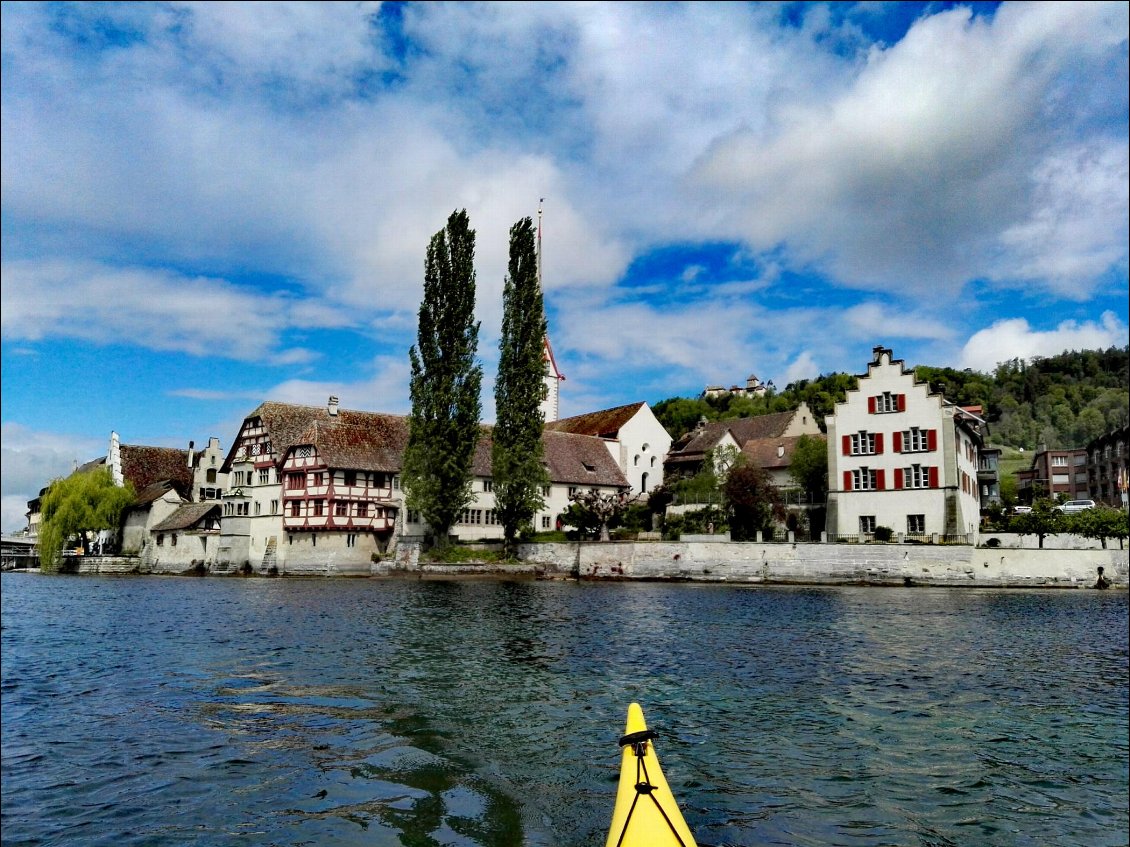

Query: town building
[701,373,770,399]
[543,402,671,495]
[1086,424,1128,508]
[664,402,822,488]
[977,445,1003,513]
[825,347,984,541]
[215,397,628,574]
[1015,447,1090,503]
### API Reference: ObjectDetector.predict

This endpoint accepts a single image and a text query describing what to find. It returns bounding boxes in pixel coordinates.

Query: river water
[1,573,1126,847]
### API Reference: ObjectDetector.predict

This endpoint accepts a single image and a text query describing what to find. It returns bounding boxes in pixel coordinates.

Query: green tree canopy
[402,209,483,546]
[789,434,828,502]
[37,467,135,571]
[723,462,782,541]
[1068,506,1128,550]
[492,216,549,555]
[1009,498,1063,548]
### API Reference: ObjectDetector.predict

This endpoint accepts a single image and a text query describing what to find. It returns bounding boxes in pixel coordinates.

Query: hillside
[654,346,1129,450]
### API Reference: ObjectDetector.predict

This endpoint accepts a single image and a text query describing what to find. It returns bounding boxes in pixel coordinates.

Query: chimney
[327,395,339,416]
[187,440,195,468]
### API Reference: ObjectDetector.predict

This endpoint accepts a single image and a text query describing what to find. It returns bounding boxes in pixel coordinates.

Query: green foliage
[662,506,729,541]
[873,525,894,542]
[403,210,483,546]
[1008,499,1064,548]
[492,217,549,555]
[559,490,629,541]
[1067,506,1128,549]
[653,347,1128,452]
[37,467,135,572]
[422,545,508,564]
[722,463,782,541]
[789,434,828,501]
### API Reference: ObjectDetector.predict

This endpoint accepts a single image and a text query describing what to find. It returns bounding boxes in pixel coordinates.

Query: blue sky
[2,1,1127,532]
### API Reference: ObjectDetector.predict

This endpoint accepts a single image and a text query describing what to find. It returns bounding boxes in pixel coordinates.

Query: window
[258,468,269,484]
[312,534,316,547]
[313,500,324,517]
[335,501,348,517]
[206,469,217,483]
[568,486,579,496]
[542,516,551,529]
[907,514,925,534]
[1052,455,1068,467]
[407,509,420,524]
[357,502,368,518]
[290,501,301,517]
[900,427,932,453]
[347,534,357,548]
[485,509,497,525]
[344,470,357,487]
[254,501,261,515]
[859,516,876,534]
[483,479,493,492]
[541,486,551,497]
[286,473,304,490]
[312,472,325,487]
[170,534,178,547]
[870,392,903,414]
[901,464,934,489]
[271,499,279,514]
[392,475,400,490]
[850,432,878,455]
[851,468,879,490]
[634,455,640,466]
[156,533,164,547]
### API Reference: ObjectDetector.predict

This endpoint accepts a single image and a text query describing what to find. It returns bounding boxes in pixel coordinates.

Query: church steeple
[538,198,564,422]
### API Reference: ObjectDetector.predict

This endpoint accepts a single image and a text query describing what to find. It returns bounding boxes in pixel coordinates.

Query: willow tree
[402,209,483,547]
[492,217,549,555]
[37,467,135,571]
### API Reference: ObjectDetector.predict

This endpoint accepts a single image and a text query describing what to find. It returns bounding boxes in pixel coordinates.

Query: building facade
[826,347,984,541]
[1015,447,1090,503]
[1087,425,1128,508]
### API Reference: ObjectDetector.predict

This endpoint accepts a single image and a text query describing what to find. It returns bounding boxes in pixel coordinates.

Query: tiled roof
[119,444,194,494]
[544,402,648,438]
[130,480,186,508]
[231,400,628,488]
[740,435,824,470]
[151,503,221,532]
[669,409,801,458]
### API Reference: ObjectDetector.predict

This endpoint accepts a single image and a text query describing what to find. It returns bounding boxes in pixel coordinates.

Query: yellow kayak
[605,703,698,847]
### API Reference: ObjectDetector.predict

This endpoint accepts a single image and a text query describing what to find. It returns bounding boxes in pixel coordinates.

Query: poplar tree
[492,217,549,555]
[402,209,483,547]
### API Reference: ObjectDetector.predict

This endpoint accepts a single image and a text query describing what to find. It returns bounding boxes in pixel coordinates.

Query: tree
[1009,498,1063,549]
[402,209,483,547]
[1068,506,1129,550]
[492,217,549,556]
[789,434,828,503]
[722,463,783,541]
[561,490,630,541]
[37,467,135,572]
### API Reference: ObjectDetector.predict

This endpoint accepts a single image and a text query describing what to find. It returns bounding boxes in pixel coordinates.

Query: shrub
[873,525,894,542]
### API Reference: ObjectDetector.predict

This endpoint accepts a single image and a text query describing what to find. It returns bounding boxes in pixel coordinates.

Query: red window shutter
[893,431,902,453]
[843,471,853,491]
[929,466,939,488]
[876,469,886,490]
[842,435,851,456]
[894,468,904,489]
[875,433,884,454]
[868,396,876,414]
[927,429,937,451]
[897,394,907,412]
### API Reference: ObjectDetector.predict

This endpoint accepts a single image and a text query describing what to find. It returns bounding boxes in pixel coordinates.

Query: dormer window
[583,463,596,473]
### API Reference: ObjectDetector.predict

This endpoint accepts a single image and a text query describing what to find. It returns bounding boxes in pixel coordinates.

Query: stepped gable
[151,503,221,532]
[544,402,646,438]
[296,414,410,471]
[118,444,194,493]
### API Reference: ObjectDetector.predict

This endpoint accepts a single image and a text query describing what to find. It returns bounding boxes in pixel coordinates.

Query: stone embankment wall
[64,540,1129,588]
[518,541,1129,588]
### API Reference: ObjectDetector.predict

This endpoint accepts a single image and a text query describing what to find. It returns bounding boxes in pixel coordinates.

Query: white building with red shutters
[826,347,984,543]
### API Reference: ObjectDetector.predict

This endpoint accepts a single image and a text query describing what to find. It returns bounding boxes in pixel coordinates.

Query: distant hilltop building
[702,374,771,399]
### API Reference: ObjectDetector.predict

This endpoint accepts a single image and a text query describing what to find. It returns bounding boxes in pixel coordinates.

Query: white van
[1057,499,1096,514]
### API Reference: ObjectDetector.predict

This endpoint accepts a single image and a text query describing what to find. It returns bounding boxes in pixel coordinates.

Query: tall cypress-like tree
[402,209,483,546]
[492,217,549,554]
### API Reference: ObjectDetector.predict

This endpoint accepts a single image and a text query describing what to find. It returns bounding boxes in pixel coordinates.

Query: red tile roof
[544,402,648,438]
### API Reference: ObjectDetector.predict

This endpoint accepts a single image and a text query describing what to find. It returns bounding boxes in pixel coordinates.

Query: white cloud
[0,260,347,361]
[0,423,106,533]
[783,351,821,386]
[959,311,1129,372]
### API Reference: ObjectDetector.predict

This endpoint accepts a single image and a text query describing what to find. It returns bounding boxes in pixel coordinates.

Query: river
[2,573,1127,846]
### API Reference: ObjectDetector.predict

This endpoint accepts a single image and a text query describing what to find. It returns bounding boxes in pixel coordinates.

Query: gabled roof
[540,430,628,487]
[130,480,188,509]
[740,435,823,471]
[151,503,222,532]
[669,409,803,459]
[119,445,194,493]
[544,402,648,439]
[294,416,410,472]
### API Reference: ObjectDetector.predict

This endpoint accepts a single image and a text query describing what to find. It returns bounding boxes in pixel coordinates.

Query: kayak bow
[605,703,698,847]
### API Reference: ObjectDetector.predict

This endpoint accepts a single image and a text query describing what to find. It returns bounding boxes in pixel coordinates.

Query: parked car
[1011,505,1032,514]
[1056,499,1096,514]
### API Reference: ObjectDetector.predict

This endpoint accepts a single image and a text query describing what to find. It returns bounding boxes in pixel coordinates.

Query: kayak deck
[605,702,698,847]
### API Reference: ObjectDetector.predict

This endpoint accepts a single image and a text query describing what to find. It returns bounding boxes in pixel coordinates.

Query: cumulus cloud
[0,423,106,533]
[959,311,1129,372]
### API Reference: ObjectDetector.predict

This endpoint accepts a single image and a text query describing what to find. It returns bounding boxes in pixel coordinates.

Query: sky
[1,1,1128,533]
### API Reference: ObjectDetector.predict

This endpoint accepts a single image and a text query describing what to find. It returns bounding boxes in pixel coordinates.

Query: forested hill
[653,346,1129,451]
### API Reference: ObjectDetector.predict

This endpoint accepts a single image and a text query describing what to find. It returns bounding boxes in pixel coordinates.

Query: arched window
[641,472,649,493]
[634,455,640,466]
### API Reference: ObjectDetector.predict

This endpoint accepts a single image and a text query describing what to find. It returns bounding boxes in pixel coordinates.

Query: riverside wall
[62,540,1129,588]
